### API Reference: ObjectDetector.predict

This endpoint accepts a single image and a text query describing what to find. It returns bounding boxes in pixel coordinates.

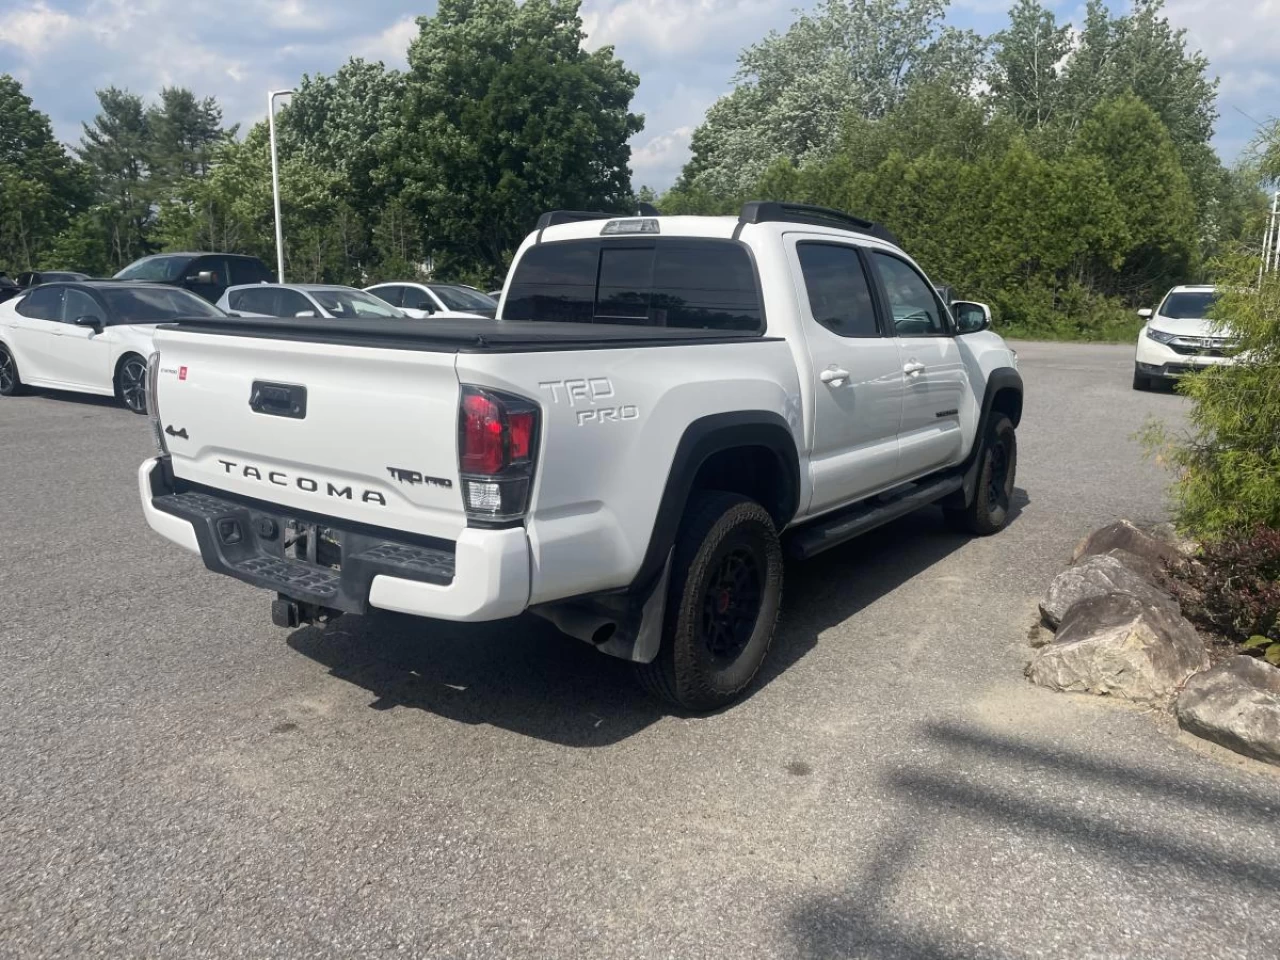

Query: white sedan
[364,282,497,319]
[217,284,409,320]
[0,280,226,413]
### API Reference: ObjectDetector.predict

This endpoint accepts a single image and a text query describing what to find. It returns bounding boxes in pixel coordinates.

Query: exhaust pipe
[532,604,617,646]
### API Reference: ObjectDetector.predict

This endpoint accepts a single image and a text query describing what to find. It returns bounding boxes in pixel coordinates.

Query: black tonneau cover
[163,316,775,353]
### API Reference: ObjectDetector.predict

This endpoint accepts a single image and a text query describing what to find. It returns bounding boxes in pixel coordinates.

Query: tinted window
[505,238,763,332]
[187,256,230,285]
[114,255,194,282]
[63,289,105,324]
[228,257,271,285]
[368,285,404,307]
[797,243,879,338]
[16,286,64,320]
[1159,291,1218,319]
[230,288,277,314]
[277,289,316,317]
[871,252,946,336]
[401,287,435,312]
[98,287,223,321]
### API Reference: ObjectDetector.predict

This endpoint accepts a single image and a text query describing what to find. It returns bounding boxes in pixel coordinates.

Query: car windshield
[1159,291,1218,320]
[431,285,497,312]
[99,287,224,322]
[114,256,195,282]
[310,289,405,319]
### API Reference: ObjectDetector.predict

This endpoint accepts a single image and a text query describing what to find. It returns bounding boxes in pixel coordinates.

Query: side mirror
[74,315,103,334]
[188,271,217,285]
[951,301,992,334]
[294,310,317,318]
[1137,308,1153,319]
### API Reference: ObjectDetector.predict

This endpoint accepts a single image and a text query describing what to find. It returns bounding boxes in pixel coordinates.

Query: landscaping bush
[1164,527,1280,662]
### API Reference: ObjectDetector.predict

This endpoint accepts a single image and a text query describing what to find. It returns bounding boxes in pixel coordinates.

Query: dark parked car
[0,273,20,305]
[17,271,92,287]
[114,253,273,303]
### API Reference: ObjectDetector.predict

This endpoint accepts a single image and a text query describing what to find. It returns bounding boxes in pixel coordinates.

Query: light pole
[267,89,294,283]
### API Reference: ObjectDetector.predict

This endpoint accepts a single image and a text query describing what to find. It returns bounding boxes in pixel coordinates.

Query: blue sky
[0,0,1271,190]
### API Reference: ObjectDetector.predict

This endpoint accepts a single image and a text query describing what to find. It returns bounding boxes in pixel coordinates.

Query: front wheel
[944,413,1017,536]
[116,354,148,414]
[634,492,784,712]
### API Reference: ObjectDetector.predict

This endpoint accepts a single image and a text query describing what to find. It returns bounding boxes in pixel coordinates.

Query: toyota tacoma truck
[138,203,1023,711]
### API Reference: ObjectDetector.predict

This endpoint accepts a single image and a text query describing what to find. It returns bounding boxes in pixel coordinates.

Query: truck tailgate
[152,329,466,541]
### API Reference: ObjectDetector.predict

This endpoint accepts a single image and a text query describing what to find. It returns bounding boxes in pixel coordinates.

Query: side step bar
[787,474,964,560]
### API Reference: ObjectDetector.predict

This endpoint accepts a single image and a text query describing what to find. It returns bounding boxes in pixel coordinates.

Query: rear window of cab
[503,238,764,332]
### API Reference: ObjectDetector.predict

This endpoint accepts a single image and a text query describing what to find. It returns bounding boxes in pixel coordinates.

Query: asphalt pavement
[2,341,1278,959]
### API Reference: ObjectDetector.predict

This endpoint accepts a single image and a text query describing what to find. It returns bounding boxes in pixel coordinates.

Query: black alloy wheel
[118,355,148,414]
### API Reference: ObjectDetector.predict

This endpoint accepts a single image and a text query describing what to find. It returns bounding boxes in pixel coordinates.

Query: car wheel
[944,413,1017,536]
[634,492,784,712]
[0,343,26,397]
[116,353,148,414]
[1132,367,1153,391]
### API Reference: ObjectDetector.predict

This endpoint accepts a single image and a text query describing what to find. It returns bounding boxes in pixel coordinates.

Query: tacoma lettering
[217,460,386,505]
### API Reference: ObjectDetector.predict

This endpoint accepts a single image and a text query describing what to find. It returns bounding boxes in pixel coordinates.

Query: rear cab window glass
[796,243,879,338]
[504,238,763,332]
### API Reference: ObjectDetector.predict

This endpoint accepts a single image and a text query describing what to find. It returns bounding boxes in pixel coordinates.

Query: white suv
[1133,285,1233,390]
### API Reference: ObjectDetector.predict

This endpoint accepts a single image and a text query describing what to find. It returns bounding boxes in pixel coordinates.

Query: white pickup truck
[139,203,1022,710]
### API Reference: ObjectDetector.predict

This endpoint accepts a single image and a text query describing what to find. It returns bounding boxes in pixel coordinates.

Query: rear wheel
[0,343,25,397]
[1132,366,1153,391]
[944,413,1017,536]
[635,492,784,712]
[116,354,148,414]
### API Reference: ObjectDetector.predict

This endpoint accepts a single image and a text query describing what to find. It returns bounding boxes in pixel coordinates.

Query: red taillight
[461,391,505,475]
[458,386,540,522]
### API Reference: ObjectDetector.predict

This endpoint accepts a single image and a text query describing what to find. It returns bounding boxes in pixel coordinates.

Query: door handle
[903,361,926,378]
[820,367,851,387]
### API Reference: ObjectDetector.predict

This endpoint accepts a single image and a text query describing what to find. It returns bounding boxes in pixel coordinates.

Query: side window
[369,286,403,307]
[228,258,270,286]
[236,288,276,315]
[276,289,315,317]
[63,289,105,324]
[796,243,879,338]
[17,286,64,320]
[402,287,435,312]
[871,252,947,337]
[227,290,245,311]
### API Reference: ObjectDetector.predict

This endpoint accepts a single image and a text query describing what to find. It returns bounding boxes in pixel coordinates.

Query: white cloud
[354,15,419,67]
[631,124,693,184]
[581,0,778,57]
[0,1,81,54]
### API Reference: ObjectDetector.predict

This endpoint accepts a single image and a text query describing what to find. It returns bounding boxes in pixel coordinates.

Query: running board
[787,474,964,560]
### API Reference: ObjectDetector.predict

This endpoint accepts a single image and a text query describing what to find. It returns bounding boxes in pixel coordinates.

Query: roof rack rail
[535,210,616,230]
[739,201,900,245]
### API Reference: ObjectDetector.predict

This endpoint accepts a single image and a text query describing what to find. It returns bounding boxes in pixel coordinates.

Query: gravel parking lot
[2,341,1279,959]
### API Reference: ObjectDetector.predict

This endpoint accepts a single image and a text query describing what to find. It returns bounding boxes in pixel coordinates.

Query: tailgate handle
[249,381,307,420]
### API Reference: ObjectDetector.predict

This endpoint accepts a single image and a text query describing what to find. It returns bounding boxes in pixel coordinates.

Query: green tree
[392,0,642,279]
[679,0,985,198]
[989,0,1071,130]
[0,75,85,272]
[76,87,153,268]
[147,87,229,188]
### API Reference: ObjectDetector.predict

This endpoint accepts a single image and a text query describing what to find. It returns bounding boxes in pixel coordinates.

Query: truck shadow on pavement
[287,492,1028,748]
[786,720,1280,959]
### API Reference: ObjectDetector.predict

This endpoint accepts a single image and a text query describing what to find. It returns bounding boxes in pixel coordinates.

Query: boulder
[1027,593,1209,704]
[1101,547,1162,585]
[1176,656,1280,766]
[1040,554,1178,629]
[1072,520,1179,569]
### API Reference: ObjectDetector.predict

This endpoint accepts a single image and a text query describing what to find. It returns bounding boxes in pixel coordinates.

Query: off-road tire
[635,492,784,712]
[0,343,25,397]
[944,413,1017,536]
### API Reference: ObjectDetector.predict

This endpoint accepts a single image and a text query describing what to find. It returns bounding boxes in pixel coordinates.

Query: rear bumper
[138,458,530,622]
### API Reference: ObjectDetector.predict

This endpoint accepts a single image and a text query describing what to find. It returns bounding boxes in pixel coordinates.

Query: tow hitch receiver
[271,595,338,629]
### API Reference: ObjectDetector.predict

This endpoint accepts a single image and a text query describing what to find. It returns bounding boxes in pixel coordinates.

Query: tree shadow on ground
[287,490,1029,748]
[787,720,1280,959]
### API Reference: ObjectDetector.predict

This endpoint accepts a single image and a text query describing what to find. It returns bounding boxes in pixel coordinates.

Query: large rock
[1072,520,1179,568]
[1101,547,1162,585]
[1176,656,1280,766]
[1027,593,1209,704]
[1040,554,1179,629]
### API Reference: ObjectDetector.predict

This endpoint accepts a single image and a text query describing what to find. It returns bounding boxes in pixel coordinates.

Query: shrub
[1164,526,1280,660]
